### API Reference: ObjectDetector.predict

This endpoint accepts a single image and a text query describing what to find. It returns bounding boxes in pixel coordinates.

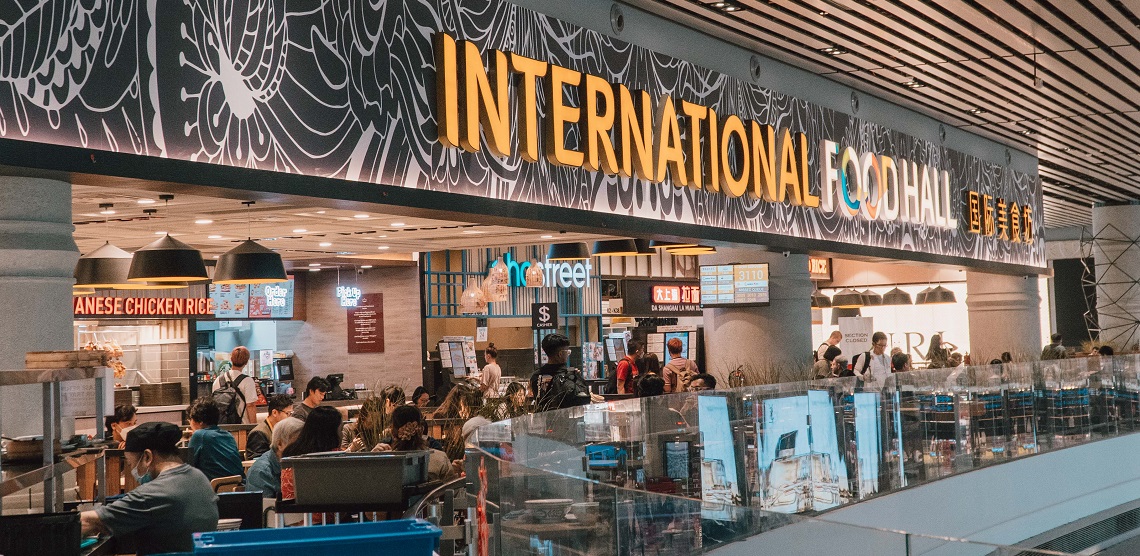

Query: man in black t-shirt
[529,333,591,411]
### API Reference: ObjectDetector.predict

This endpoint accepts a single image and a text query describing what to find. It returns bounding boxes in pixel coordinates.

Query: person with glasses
[245,394,294,459]
[851,332,892,386]
[688,373,716,391]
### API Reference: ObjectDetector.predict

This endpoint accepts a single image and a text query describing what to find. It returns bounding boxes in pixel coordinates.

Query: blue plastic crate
[192,519,441,555]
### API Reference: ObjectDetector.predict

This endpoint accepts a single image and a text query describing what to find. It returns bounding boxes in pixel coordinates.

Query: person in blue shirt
[246,416,304,498]
[187,398,244,481]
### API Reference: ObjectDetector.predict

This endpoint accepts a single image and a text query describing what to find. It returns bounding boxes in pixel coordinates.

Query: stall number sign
[337,286,363,307]
[264,285,288,308]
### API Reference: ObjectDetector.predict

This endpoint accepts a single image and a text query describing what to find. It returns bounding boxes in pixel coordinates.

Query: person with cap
[80,422,218,555]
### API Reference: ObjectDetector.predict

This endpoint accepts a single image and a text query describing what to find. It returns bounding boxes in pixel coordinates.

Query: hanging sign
[337,286,363,307]
[532,302,558,330]
[347,293,384,353]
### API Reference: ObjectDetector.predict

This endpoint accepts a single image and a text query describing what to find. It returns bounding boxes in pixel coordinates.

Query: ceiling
[642,0,1140,230]
[71,184,610,269]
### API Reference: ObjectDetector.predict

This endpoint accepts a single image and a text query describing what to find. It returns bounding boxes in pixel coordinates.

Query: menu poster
[210,283,249,318]
[347,293,384,353]
[699,263,770,307]
[248,279,295,319]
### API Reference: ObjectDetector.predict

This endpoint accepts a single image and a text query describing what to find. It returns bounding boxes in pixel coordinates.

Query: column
[0,175,79,437]
[965,270,1041,362]
[1091,202,1140,351]
[701,248,813,382]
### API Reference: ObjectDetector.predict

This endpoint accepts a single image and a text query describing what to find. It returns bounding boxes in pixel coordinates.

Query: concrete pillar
[0,175,79,437]
[965,270,1041,362]
[1091,203,1140,351]
[701,248,813,383]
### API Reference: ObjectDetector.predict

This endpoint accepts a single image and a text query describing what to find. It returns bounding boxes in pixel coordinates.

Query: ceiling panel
[648,0,1140,229]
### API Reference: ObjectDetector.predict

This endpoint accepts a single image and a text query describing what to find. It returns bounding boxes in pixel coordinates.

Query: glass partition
[470,354,1140,554]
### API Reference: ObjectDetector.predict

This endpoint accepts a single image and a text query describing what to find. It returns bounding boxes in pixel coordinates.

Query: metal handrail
[403,475,468,519]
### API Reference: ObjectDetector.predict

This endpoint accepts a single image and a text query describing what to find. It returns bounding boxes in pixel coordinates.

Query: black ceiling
[638,0,1140,230]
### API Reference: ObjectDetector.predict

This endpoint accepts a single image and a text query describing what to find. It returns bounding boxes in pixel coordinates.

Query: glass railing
[469,354,1140,554]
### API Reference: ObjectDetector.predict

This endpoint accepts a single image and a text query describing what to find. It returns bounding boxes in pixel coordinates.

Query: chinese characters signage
[622,279,702,316]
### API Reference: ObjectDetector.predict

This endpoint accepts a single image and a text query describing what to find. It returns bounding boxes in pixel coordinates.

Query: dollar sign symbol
[539,306,550,322]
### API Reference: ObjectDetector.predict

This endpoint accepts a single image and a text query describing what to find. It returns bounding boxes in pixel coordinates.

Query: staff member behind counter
[81,422,218,555]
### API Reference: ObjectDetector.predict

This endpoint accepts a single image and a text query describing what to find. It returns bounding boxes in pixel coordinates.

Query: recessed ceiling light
[212,255,220,259]
[208,235,223,239]
[361,265,373,269]
[540,235,553,239]
[308,263,321,267]
[293,228,307,233]
[353,214,369,219]
[154,231,167,235]
[309,268,320,272]
[375,234,387,238]
[195,219,213,225]
[462,230,485,234]
[319,242,333,247]
[137,199,155,205]
[390,222,406,227]
[377,246,390,250]
[316,210,326,214]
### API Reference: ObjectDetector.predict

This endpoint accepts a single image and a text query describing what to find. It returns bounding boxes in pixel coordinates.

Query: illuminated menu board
[208,278,295,319]
[699,264,770,307]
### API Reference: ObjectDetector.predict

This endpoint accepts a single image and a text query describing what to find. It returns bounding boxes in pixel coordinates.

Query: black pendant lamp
[127,234,209,282]
[831,307,862,326]
[861,289,883,306]
[831,288,865,308]
[882,287,913,305]
[919,285,957,305]
[592,239,639,256]
[650,240,697,249]
[74,242,134,288]
[213,239,288,284]
[633,239,655,255]
[547,242,590,261]
[810,289,832,308]
[666,245,716,255]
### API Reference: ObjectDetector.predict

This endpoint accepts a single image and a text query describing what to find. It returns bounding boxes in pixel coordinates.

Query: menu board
[209,283,249,318]
[439,336,477,376]
[249,280,295,319]
[208,278,295,319]
[347,293,384,353]
[699,264,770,307]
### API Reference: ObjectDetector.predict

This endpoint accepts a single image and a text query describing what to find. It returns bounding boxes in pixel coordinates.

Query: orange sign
[808,257,831,281]
[653,285,681,304]
[73,296,215,317]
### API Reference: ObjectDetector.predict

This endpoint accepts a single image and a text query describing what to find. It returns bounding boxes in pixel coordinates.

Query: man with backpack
[848,331,891,388]
[211,346,259,425]
[529,333,591,411]
[816,330,842,362]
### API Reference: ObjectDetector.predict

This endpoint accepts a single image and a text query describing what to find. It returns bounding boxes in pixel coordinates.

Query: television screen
[585,444,627,470]
[663,441,690,480]
[699,264,770,307]
[662,331,690,361]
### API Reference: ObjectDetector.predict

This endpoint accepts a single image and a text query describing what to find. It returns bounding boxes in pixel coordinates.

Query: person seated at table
[81,422,218,555]
[409,386,432,408]
[342,396,386,451]
[246,416,304,499]
[279,406,343,500]
[292,376,329,422]
[246,394,294,460]
[433,384,483,460]
[187,398,244,481]
[104,404,137,449]
[387,405,459,482]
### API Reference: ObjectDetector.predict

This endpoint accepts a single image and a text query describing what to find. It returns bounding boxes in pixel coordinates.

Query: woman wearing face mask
[104,404,138,449]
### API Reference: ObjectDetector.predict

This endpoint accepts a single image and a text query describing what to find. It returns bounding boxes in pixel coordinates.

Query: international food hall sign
[434,29,1040,259]
[0,0,1042,269]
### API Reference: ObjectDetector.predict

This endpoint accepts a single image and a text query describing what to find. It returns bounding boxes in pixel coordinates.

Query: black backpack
[813,342,828,362]
[845,352,873,379]
[212,373,249,424]
[539,367,591,410]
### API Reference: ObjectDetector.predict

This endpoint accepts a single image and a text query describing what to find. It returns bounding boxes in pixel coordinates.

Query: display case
[74,324,144,389]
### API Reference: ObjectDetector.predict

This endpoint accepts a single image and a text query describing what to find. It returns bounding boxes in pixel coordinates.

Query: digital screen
[662,332,690,362]
[209,278,295,319]
[585,444,627,469]
[697,396,740,520]
[699,264,770,307]
[664,441,690,480]
[853,392,883,498]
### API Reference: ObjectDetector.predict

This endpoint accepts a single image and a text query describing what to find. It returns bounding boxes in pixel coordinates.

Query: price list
[699,264,769,306]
